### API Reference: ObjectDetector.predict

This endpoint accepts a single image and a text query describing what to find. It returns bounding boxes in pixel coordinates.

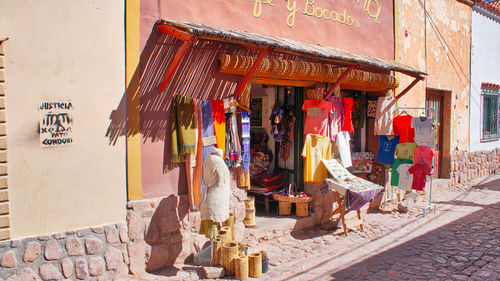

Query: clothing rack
[394,106,437,217]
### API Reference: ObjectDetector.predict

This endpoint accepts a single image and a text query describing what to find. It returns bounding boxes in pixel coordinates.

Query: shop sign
[39,101,74,147]
[252,0,382,28]
[157,0,395,59]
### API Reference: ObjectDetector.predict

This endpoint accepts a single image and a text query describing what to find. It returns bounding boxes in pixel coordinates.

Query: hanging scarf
[224,111,241,168]
[240,111,251,173]
[201,101,216,163]
[191,100,203,210]
[171,95,196,163]
[211,100,226,156]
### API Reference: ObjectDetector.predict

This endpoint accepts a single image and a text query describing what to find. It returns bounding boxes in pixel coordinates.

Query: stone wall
[450,148,500,185]
[0,223,128,280]
[126,187,247,274]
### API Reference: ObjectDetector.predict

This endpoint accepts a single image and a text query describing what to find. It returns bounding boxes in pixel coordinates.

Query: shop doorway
[425,89,444,178]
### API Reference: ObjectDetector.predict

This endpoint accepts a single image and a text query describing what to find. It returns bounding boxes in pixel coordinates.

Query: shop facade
[122,0,427,272]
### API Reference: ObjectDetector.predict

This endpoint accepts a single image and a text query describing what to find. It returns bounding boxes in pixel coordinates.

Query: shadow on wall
[105,23,322,173]
[143,195,187,272]
[105,23,253,172]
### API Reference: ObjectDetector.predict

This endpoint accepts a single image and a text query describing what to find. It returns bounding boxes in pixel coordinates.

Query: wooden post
[232,48,272,97]
[325,65,357,100]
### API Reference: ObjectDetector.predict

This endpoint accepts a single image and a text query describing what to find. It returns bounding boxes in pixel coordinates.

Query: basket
[272,194,313,204]
[296,203,309,217]
[278,201,292,216]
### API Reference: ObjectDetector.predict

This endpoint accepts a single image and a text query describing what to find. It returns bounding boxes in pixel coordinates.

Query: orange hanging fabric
[211,100,226,156]
[191,100,203,210]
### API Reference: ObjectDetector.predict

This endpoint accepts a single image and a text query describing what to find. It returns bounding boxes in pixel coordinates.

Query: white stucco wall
[0,0,126,238]
[469,7,500,152]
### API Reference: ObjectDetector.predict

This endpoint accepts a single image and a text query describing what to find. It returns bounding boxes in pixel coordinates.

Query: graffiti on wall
[39,102,73,147]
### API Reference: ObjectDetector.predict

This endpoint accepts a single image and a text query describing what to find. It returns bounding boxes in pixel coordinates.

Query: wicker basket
[295,203,309,217]
[272,194,313,204]
[278,201,292,216]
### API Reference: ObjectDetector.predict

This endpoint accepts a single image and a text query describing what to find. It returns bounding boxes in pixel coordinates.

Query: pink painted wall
[138,0,396,199]
[143,0,394,60]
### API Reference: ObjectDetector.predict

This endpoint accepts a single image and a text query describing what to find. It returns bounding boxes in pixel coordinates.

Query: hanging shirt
[393,115,415,143]
[412,117,434,148]
[336,131,352,168]
[374,96,395,135]
[342,97,355,133]
[327,97,344,141]
[376,136,400,164]
[397,163,414,190]
[301,134,332,183]
[391,158,413,186]
[395,142,418,161]
[408,163,432,191]
[414,146,434,169]
[302,99,334,136]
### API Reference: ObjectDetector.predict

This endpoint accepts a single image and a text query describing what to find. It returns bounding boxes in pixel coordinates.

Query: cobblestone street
[252,175,500,281]
[122,175,500,281]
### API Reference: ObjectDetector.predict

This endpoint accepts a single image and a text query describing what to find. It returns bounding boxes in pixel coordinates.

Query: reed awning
[158,19,426,79]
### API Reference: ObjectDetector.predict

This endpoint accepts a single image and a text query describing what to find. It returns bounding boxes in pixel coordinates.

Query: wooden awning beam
[325,65,358,100]
[395,76,425,100]
[157,25,198,92]
[232,47,273,97]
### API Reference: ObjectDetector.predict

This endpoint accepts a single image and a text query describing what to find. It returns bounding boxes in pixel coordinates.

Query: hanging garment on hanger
[342,97,355,133]
[391,158,413,187]
[395,142,418,161]
[397,163,414,191]
[301,134,332,182]
[171,95,196,163]
[414,146,434,170]
[393,114,415,143]
[411,117,434,148]
[374,96,395,135]
[336,131,352,168]
[328,97,344,141]
[376,135,400,164]
[408,163,432,191]
[302,99,334,136]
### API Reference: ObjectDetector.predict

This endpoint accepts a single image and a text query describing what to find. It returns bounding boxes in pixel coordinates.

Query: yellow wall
[0,0,127,238]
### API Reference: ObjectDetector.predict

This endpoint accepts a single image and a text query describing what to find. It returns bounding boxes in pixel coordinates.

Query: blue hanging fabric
[241,111,251,174]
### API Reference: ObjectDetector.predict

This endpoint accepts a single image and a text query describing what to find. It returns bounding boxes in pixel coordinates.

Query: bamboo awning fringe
[219,54,399,91]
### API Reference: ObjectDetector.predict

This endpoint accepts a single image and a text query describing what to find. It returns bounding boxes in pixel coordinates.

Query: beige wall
[398,0,471,177]
[0,0,127,238]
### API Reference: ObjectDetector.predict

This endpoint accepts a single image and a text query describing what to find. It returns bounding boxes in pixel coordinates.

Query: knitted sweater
[200,148,230,223]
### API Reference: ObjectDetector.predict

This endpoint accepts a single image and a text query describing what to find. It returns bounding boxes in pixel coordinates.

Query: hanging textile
[171,95,196,163]
[211,100,226,156]
[191,100,203,210]
[238,111,251,189]
[342,97,355,133]
[224,110,241,168]
[201,101,216,163]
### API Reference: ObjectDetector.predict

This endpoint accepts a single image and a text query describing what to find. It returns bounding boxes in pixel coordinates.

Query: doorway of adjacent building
[426,89,444,178]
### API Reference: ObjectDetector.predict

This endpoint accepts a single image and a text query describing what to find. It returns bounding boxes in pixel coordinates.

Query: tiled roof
[477,0,500,16]
[481,82,500,89]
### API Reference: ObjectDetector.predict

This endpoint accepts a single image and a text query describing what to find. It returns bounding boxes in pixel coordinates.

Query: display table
[320,159,384,236]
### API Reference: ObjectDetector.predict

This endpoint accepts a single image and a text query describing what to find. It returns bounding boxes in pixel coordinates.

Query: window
[481,87,500,141]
